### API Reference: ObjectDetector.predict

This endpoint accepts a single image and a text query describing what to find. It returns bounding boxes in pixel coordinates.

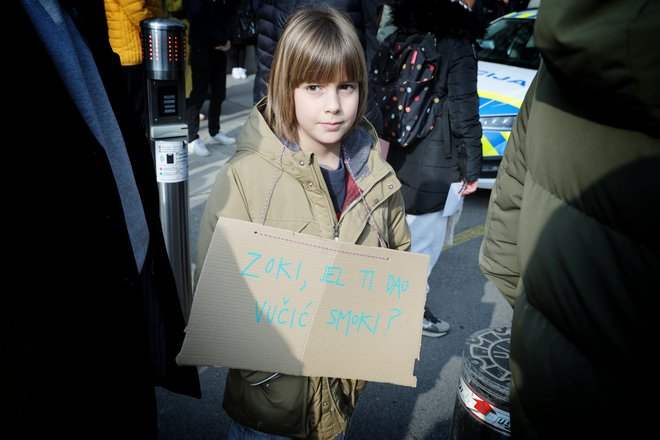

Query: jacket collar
[239,102,376,180]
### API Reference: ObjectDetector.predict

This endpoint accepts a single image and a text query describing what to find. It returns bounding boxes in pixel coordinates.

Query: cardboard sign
[176,217,429,387]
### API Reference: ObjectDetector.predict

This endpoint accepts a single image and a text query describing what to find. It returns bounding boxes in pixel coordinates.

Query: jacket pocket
[224,369,308,437]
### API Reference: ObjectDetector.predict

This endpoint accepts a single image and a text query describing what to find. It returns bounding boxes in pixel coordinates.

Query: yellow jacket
[105,0,164,66]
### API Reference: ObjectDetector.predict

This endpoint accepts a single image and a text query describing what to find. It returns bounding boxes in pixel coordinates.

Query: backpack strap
[424,36,452,160]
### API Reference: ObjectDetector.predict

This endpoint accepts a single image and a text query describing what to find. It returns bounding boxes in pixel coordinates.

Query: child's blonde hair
[265,6,368,143]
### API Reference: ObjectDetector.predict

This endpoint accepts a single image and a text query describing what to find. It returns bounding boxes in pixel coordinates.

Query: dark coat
[9,1,200,438]
[383,0,485,214]
[184,0,233,53]
[479,0,660,437]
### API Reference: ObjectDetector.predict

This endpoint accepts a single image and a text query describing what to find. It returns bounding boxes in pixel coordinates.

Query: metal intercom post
[141,18,192,321]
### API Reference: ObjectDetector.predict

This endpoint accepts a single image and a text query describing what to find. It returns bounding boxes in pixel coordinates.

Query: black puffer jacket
[383,0,485,214]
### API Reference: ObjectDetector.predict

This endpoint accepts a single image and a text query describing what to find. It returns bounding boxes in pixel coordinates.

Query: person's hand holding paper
[443,181,465,217]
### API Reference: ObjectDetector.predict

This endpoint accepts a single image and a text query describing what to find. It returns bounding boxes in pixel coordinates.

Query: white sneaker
[199,113,206,121]
[187,138,210,156]
[239,67,247,79]
[422,306,450,337]
[232,67,241,79]
[208,131,236,145]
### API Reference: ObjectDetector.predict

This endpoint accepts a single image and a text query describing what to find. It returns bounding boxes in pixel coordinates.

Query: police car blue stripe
[479,97,519,116]
[484,132,508,155]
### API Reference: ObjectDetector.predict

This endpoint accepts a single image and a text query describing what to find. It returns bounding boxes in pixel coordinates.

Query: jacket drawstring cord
[257,143,287,225]
[251,144,287,387]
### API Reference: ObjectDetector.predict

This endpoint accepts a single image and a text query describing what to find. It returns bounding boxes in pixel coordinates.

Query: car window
[477,18,540,70]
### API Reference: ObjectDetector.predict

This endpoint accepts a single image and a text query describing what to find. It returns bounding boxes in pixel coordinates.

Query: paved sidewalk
[187,73,255,268]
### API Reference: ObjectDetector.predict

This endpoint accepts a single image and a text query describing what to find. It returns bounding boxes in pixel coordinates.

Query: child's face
[293,80,359,153]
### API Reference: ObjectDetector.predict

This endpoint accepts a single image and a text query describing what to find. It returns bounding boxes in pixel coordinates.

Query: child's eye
[339,83,358,92]
[305,84,320,92]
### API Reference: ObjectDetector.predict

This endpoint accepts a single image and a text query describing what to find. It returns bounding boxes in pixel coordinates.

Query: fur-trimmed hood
[390,0,487,41]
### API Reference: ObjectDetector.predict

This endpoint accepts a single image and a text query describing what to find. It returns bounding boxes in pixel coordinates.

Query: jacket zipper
[311,163,340,240]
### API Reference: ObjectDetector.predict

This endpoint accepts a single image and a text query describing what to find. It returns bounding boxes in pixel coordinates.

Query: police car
[476,8,540,189]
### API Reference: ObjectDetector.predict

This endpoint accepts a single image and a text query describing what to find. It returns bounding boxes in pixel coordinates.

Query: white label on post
[155,139,188,183]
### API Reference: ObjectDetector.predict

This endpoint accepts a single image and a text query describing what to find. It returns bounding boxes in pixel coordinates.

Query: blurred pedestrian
[362,0,385,66]
[168,0,209,121]
[9,1,200,438]
[230,0,257,79]
[104,0,164,134]
[167,1,192,94]
[194,6,410,439]
[230,42,247,79]
[479,0,659,437]
[377,0,485,337]
[184,0,236,157]
[249,0,261,102]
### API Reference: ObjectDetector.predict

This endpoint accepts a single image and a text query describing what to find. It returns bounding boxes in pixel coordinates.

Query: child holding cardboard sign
[194,5,411,440]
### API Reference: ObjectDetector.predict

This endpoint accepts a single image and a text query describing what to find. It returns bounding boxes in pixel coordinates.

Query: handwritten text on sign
[177,218,429,387]
[243,251,414,336]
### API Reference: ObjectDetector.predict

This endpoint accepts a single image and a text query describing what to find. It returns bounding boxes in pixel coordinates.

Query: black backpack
[370,30,444,149]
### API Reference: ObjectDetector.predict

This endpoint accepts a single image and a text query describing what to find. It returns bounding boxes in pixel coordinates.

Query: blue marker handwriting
[240,252,413,297]
[326,307,402,336]
[253,298,405,337]
[255,297,315,329]
[241,252,308,291]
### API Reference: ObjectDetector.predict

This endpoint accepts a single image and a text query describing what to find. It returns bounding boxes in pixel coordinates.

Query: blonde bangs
[289,31,366,87]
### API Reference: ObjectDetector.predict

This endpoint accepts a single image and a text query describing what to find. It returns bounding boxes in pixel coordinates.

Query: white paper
[443,182,464,217]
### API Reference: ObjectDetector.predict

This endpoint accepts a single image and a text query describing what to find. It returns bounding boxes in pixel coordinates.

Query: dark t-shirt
[320,154,346,213]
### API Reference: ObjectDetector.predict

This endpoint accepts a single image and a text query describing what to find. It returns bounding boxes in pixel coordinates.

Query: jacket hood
[390,0,486,42]
[237,101,380,181]
[534,0,660,137]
